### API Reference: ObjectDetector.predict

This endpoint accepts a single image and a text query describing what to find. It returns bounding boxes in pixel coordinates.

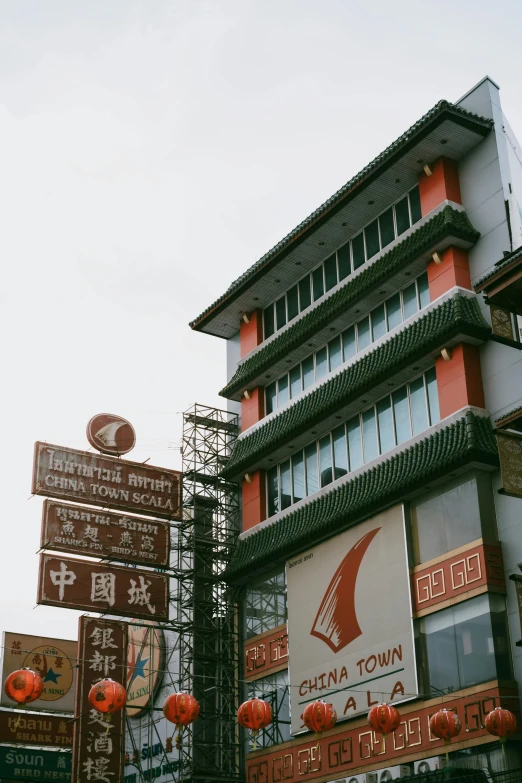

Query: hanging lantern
[237,697,272,751]
[368,703,401,738]
[485,707,516,753]
[4,668,44,705]
[163,692,200,749]
[301,700,337,748]
[88,679,126,714]
[430,709,461,759]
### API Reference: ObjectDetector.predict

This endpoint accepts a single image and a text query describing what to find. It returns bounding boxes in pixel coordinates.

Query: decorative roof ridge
[475,245,522,290]
[220,292,490,479]
[190,102,492,331]
[220,205,480,399]
[224,411,498,582]
[495,405,522,424]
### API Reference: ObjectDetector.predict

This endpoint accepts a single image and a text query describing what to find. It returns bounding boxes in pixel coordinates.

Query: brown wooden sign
[38,554,170,622]
[0,710,73,747]
[244,625,288,681]
[32,442,182,520]
[41,500,170,567]
[72,616,127,783]
[496,430,522,498]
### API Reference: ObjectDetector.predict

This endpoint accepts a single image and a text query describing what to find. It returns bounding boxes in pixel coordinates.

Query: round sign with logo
[23,643,74,702]
[86,413,136,456]
[126,620,165,718]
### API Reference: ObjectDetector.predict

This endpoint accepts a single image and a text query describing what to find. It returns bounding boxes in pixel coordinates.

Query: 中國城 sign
[32,442,182,520]
[286,505,417,735]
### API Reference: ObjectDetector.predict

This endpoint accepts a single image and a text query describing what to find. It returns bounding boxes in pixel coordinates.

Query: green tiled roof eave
[475,245,522,289]
[190,101,491,332]
[221,293,490,480]
[224,412,498,582]
[220,206,479,399]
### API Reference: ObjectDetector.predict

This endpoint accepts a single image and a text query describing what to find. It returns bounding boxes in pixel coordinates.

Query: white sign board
[286,505,417,734]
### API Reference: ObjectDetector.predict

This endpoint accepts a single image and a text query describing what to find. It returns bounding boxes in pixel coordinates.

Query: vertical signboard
[286,505,417,734]
[497,430,522,498]
[72,617,127,783]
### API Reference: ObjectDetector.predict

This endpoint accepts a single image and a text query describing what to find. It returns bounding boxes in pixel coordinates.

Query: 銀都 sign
[72,617,126,783]
[0,710,73,747]
[41,500,170,567]
[32,442,182,520]
[0,746,71,782]
[38,555,169,622]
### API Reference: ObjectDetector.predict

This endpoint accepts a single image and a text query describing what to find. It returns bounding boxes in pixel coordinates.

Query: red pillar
[241,388,265,432]
[418,157,462,217]
[240,310,263,358]
[242,471,267,532]
[427,246,472,300]
[434,344,485,418]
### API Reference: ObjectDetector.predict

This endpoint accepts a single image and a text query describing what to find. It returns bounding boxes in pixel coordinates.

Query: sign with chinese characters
[286,505,416,734]
[32,442,182,520]
[86,413,136,456]
[496,430,522,498]
[0,709,73,747]
[37,555,170,622]
[0,746,71,781]
[41,500,170,567]
[72,617,127,783]
[126,621,165,718]
[0,632,76,713]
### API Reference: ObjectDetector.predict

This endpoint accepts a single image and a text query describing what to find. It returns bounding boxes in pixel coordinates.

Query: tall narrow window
[371,304,386,341]
[393,386,411,444]
[277,375,289,407]
[324,255,338,292]
[319,435,333,487]
[379,208,395,248]
[362,407,378,462]
[410,375,428,435]
[357,316,371,351]
[275,296,287,331]
[409,185,422,224]
[328,336,342,371]
[292,453,305,503]
[395,196,410,236]
[342,326,356,361]
[265,382,277,415]
[280,460,292,510]
[386,293,402,331]
[332,425,348,479]
[403,282,418,320]
[347,416,363,470]
[289,365,302,399]
[338,243,351,280]
[352,233,365,270]
[299,277,312,312]
[267,466,279,516]
[377,397,395,453]
[287,285,299,321]
[315,347,328,380]
[305,443,319,496]
[365,220,380,260]
[425,367,440,424]
[312,267,324,301]
[264,306,275,339]
[302,355,314,390]
[417,272,430,309]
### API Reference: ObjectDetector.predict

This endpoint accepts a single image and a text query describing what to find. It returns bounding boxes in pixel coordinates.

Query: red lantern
[368,703,401,737]
[238,697,272,750]
[430,709,461,742]
[301,700,337,737]
[88,679,126,714]
[485,707,516,750]
[4,669,44,705]
[163,692,200,728]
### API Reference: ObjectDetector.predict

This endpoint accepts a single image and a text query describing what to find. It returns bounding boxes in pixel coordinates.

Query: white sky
[2,0,522,643]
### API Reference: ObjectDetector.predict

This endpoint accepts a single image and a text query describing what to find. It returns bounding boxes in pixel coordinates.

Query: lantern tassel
[252,729,258,751]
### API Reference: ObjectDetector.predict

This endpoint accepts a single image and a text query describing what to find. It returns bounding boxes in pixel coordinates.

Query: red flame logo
[310,528,381,653]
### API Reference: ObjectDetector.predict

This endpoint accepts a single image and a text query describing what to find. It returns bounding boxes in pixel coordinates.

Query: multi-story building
[190,76,522,781]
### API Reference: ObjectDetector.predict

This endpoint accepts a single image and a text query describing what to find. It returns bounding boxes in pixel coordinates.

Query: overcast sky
[2,0,522,644]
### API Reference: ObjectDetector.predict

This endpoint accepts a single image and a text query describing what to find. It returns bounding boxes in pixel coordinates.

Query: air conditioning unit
[414,757,439,774]
[365,774,378,783]
[398,766,413,779]
[380,771,394,782]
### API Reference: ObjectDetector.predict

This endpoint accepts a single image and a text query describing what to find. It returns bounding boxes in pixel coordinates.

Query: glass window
[362,407,378,462]
[245,569,286,638]
[417,272,430,309]
[357,316,371,350]
[292,452,305,503]
[365,220,380,259]
[315,347,328,380]
[302,355,314,390]
[305,442,319,496]
[347,416,363,470]
[265,382,277,415]
[393,386,411,444]
[277,374,289,407]
[377,397,395,454]
[266,466,279,517]
[263,306,274,339]
[312,266,324,301]
[402,282,418,320]
[338,242,351,280]
[319,435,333,487]
[328,336,342,371]
[332,425,348,479]
[395,196,410,235]
[324,254,338,292]
[299,276,311,311]
[280,460,292,510]
[410,375,428,435]
[342,326,356,361]
[386,292,402,331]
[352,232,365,270]
[275,296,286,330]
[246,670,290,750]
[409,185,422,224]
[289,365,302,399]
[425,367,440,425]
[371,304,387,341]
[287,285,299,321]
[379,208,395,249]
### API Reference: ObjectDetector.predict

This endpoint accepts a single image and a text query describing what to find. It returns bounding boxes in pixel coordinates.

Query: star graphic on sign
[44,668,62,684]
[128,652,149,687]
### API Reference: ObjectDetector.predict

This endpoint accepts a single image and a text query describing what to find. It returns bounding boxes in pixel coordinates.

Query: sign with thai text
[0,633,76,713]
[0,746,71,782]
[32,442,182,520]
[0,709,73,747]
[72,617,127,783]
[286,505,416,734]
[41,500,170,567]
[37,555,170,622]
